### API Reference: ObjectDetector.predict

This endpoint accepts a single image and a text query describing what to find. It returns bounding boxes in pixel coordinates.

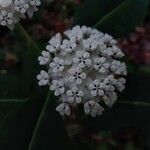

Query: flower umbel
[37,26,127,117]
[0,0,53,29]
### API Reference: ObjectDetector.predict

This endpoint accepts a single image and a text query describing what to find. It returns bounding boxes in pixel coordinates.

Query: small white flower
[101,34,117,46]
[69,67,86,84]
[112,45,124,58]
[115,78,126,92]
[74,51,91,68]
[50,57,64,73]
[98,42,107,52]
[37,26,127,117]
[60,39,76,55]
[0,0,12,8]
[46,33,62,53]
[101,47,114,57]
[30,0,41,6]
[103,91,117,107]
[37,70,49,86]
[14,0,29,14]
[103,75,116,91]
[50,80,64,96]
[0,10,13,26]
[90,29,104,40]
[84,101,104,117]
[38,51,51,65]
[65,25,84,41]
[66,87,84,103]
[0,0,53,29]
[94,57,109,73]
[56,103,71,116]
[89,79,104,97]
[83,38,99,51]
[110,60,127,75]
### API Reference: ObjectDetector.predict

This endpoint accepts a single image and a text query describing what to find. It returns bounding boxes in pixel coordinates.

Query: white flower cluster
[37,26,127,117]
[0,0,41,29]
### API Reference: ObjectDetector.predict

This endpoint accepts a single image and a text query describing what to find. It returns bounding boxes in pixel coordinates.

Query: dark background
[0,0,150,150]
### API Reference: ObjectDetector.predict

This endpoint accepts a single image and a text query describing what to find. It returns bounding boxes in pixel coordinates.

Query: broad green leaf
[28,92,74,150]
[12,24,42,89]
[94,0,149,37]
[0,73,31,99]
[0,92,73,150]
[74,0,149,37]
[0,98,28,129]
[0,99,28,148]
[0,24,45,99]
[74,0,123,26]
[0,97,43,150]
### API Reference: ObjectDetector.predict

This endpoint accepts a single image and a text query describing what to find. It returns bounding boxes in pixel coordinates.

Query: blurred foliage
[74,0,149,37]
[0,0,150,150]
[74,0,124,27]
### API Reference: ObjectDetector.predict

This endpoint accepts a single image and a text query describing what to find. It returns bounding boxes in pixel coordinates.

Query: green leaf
[0,24,44,99]
[0,92,73,150]
[0,73,31,99]
[12,24,42,90]
[0,97,43,150]
[74,0,123,26]
[94,0,149,37]
[74,0,149,37]
[28,92,74,150]
[0,99,28,147]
